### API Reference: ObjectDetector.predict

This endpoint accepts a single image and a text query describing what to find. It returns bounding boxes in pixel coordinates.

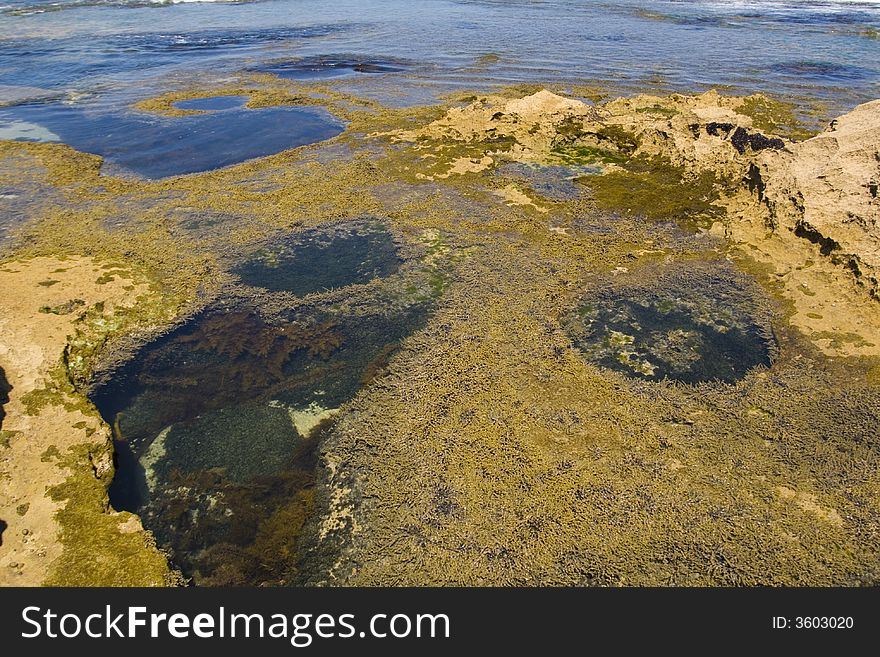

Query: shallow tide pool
[89,222,426,584]
[563,263,777,384]
[0,99,345,178]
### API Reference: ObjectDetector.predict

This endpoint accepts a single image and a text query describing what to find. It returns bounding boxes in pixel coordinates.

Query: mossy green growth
[738,95,818,141]
[44,443,174,586]
[0,429,20,449]
[595,125,641,153]
[635,105,679,118]
[39,299,85,315]
[405,229,474,302]
[581,157,724,229]
[41,445,61,462]
[64,291,183,389]
[551,144,627,166]
[550,125,638,166]
[20,361,96,418]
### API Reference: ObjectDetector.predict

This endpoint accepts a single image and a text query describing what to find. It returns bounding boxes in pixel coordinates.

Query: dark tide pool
[234,222,401,295]
[0,99,344,178]
[563,264,776,385]
[91,221,420,585]
[93,301,426,585]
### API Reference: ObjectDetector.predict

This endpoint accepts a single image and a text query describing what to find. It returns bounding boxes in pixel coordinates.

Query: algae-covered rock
[0,257,176,586]
[2,80,879,589]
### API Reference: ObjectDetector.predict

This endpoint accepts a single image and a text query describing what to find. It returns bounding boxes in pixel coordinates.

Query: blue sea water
[0,0,876,100]
[0,0,877,176]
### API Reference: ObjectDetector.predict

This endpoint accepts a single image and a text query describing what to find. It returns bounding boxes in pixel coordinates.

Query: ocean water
[0,0,878,110]
[0,0,877,176]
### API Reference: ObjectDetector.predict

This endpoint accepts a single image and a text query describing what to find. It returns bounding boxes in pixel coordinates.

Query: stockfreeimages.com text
[21,606,451,646]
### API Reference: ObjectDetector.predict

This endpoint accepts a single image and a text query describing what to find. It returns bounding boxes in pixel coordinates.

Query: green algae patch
[0,430,19,449]
[550,144,627,166]
[39,298,85,315]
[410,229,474,301]
[0,141,104,188]
[136,88,306,118]
[737,95,819,141]
[581,157,724,228]
[64,292,184,389]
[44,443,175,587]
[131,75,381,125]
[20,362,95,418]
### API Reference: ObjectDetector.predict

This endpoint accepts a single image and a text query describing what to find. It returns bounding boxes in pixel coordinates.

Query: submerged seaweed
[91,288,428,584]
[563,262,776,384]
[233,221,401,295]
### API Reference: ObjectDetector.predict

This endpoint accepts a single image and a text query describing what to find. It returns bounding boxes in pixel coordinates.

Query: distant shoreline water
[0,0,876,116]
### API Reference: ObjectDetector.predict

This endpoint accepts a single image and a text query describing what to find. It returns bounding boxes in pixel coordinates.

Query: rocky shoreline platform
[0,83,878,586]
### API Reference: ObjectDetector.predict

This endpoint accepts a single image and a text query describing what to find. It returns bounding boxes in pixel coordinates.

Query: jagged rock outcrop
[757,100,880,300]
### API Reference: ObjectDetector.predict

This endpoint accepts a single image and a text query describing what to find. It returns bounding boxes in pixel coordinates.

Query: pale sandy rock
[0,257,166,585]
[390,90,598,164]
[601,93,880,357]
[759,99,880,300]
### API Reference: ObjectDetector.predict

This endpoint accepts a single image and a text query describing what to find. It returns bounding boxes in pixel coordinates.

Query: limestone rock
[760,99,880,300]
